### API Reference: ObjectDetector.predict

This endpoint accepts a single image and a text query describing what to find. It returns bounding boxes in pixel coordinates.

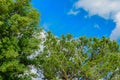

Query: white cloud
[72,0,120,40]
[74,0,120,19]
[68,9,80,15]
[110,12,120,40]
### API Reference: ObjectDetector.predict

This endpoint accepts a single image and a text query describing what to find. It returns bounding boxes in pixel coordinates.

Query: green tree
[0,0,40,80]
[81,37,120,79]
[36,32,120,80]
[36,32,85,80]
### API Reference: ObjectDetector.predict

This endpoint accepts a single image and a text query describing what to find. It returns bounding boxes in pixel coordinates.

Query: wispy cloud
[42,23,51,31]
[84,15,89,19]
[94,24,100,29]
[67,9,80,16]
[71,0,120,40]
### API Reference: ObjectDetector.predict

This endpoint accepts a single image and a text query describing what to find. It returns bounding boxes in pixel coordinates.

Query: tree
[80,37,120,79]
[36,32,120,80]
[36,32,86,80]
[0,0,40,80]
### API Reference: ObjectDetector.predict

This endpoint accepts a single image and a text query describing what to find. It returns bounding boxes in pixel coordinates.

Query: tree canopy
[36,32,120,80]
[0,0,120,80]
[0,0,40,80]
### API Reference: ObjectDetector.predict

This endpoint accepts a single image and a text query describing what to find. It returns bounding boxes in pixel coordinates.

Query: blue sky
[31,0,120,41]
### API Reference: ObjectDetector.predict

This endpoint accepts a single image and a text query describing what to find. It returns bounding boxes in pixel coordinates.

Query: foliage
[0,0,120,80]
[0,0,40,80]
[36,32,120,80]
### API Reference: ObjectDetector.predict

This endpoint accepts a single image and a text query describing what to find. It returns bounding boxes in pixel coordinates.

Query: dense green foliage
[0,0,40,80]
[36,32,120,80]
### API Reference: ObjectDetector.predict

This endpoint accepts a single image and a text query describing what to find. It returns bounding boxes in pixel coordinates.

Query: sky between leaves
[31,0,120,42]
